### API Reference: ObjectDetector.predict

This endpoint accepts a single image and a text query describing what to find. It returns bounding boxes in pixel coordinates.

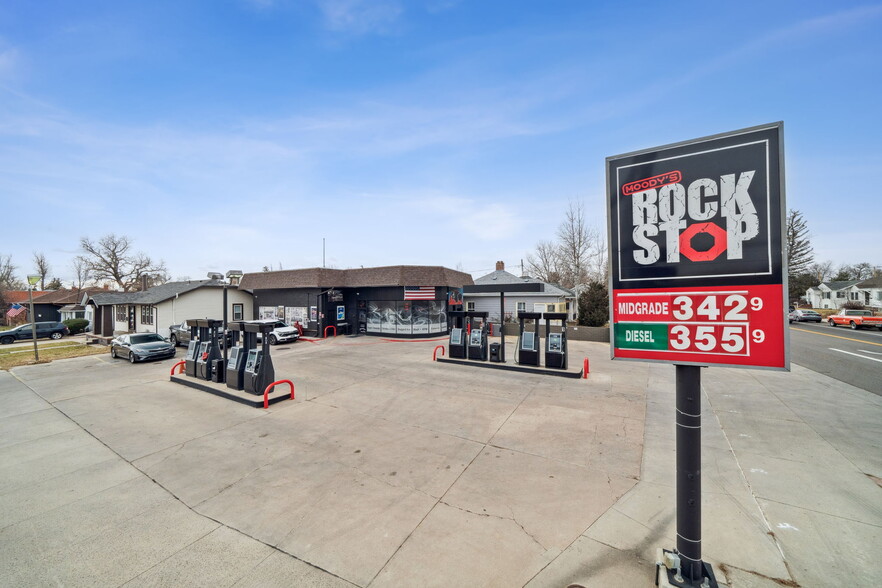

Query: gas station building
[238,265,473,337]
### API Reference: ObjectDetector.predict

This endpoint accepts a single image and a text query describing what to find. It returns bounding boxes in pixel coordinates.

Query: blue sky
[2,0,880,284]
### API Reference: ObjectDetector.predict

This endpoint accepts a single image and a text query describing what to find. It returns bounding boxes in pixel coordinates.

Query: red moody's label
[621,170,682,196]
[611,284,785,369]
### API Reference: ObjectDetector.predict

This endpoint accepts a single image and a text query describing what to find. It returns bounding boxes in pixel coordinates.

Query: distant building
[463,261,575,323]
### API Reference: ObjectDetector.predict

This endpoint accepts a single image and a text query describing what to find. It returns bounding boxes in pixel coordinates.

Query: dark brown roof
[32,287,114,305]
[3,291,48,304]
[239,265,474,291]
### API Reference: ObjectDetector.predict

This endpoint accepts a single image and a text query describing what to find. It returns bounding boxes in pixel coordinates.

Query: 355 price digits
[667,324,764,354]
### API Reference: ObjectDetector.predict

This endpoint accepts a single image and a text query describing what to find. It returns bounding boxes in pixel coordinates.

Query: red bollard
[433,345,446,361]
[583,357,589,378]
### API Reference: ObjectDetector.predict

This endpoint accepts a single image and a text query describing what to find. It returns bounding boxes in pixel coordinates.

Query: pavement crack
[437,500,547,551]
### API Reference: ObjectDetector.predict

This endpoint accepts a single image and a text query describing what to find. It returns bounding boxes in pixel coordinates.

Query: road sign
[607,123,788,370]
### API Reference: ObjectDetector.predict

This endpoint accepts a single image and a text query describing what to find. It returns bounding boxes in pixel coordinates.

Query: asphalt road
[789,321,882,396]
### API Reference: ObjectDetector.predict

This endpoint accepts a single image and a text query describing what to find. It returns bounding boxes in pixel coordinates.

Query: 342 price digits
[671,294,763,322]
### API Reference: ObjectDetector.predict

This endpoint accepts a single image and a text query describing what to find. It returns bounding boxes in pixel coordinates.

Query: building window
[850,292,860,301]
[115,305,127,322]
[140,305,154,325]
[517,302,526,313]
[837,291,845,298]
[823,292,830,299]
[547,304,555,312]
[232,303,244,321]
[466,301,476,311]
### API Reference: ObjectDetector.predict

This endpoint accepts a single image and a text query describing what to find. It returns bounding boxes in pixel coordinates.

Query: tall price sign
[607,123,789,370]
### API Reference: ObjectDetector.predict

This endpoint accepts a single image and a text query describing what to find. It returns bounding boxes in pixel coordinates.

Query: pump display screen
[450,328,463,345]
[469,330,482,346]
[245,349,260,372]
[186,341,198,358]
[197,342,210,359]
[521,332,535,350]
[228,347,240,364]
[548,333,562,352]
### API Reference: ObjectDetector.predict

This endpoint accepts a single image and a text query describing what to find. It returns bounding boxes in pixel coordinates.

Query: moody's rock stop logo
[609,130,781,287]
[629,169,758,264]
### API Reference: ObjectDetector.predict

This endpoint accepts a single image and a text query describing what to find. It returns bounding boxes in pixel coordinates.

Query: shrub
[577,281,609,327]
[842,300,866,310]
[63,318,90,335]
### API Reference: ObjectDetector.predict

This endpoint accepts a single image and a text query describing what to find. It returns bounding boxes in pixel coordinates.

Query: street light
[26,275,41,362]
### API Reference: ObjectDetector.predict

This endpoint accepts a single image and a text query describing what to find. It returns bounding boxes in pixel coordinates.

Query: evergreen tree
[577,281,609,327]
[786,209,814,302]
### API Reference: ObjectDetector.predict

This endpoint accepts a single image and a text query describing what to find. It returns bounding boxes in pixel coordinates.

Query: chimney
[495,261,505,271]
[141,275,149,291]
[103,284,109,290]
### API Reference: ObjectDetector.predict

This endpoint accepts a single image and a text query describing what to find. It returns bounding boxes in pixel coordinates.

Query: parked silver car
[788,309,822,323]
[111,333,176,364]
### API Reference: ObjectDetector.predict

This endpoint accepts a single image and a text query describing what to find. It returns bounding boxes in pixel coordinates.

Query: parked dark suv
[0,322,70,344]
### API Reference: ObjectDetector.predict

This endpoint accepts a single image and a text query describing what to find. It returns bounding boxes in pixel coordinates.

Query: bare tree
[71,256,92,291]
[0,254,23,290]
[527,200,607,288]
[32,251,51,290]
[79,234,169,292]
[525,240,564,284]
[809,260,835,283]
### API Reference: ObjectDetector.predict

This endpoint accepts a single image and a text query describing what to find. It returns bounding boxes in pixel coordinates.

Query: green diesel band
[614,323,669,351]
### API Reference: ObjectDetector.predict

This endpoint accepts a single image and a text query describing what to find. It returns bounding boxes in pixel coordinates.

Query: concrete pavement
[1,336,880,587]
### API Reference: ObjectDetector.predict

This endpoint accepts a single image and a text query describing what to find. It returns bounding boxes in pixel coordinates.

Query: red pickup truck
[827,309,882,330]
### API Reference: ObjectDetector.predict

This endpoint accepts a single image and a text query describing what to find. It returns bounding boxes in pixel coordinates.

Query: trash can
[210,359,225,383]
[489,342,502,363]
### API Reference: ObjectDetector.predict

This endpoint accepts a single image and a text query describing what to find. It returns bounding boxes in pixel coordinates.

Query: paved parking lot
[2,336,880,586]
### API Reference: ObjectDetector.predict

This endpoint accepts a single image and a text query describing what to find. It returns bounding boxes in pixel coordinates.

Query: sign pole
[676,364,703,583]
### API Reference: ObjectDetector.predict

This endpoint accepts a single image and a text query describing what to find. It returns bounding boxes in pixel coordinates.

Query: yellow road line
[791,327,882,347]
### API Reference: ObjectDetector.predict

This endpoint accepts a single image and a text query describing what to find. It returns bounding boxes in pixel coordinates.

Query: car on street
[827,308,882,330]
[788,309,822,323]
[0,321,70,344]
[110,333,176,363]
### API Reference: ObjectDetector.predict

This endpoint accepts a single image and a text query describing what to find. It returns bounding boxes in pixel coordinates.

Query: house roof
[820,280,862,291]
[473,269,574,297]
[2,291,48,304]
[88,280,237,306]
[856,276,882,289]
[238,265,474,290]
[32,287,113,305]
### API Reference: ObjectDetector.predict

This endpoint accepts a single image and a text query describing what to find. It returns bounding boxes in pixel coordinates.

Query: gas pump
[543,312,568,369]
[466,311,489,361]
[184,319,201,377]
[516,312,542,366]
[225,321,256,391]
[195,319,223,381]
[242,322,275,395]
[448,310,467,359]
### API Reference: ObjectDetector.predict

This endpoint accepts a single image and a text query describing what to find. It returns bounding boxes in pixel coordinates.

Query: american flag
[6,303,26,318]
[404,286,435,300]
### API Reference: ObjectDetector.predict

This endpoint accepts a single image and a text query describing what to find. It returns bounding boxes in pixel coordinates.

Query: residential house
[86,279,254,338]
[463,261,576,324]
[2,290,48,325]
[30,287,112,327]
[856,276,882,310]
[805,280,863,309]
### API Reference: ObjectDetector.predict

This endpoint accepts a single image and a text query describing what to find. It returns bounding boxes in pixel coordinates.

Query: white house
[856,277,882,310]
[463,261,575,324]
[86,279,254,338]
[806,279,868,309]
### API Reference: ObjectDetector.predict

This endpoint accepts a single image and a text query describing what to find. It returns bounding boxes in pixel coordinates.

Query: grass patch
[0,343,108,371]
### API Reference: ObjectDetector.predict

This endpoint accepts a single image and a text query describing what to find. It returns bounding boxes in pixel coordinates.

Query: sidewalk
[1,337,879,587]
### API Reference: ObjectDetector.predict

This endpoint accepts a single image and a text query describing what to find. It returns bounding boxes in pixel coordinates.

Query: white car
[248,320,300,345]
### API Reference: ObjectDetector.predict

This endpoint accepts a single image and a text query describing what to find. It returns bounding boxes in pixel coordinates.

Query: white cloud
[315,0,403,35]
